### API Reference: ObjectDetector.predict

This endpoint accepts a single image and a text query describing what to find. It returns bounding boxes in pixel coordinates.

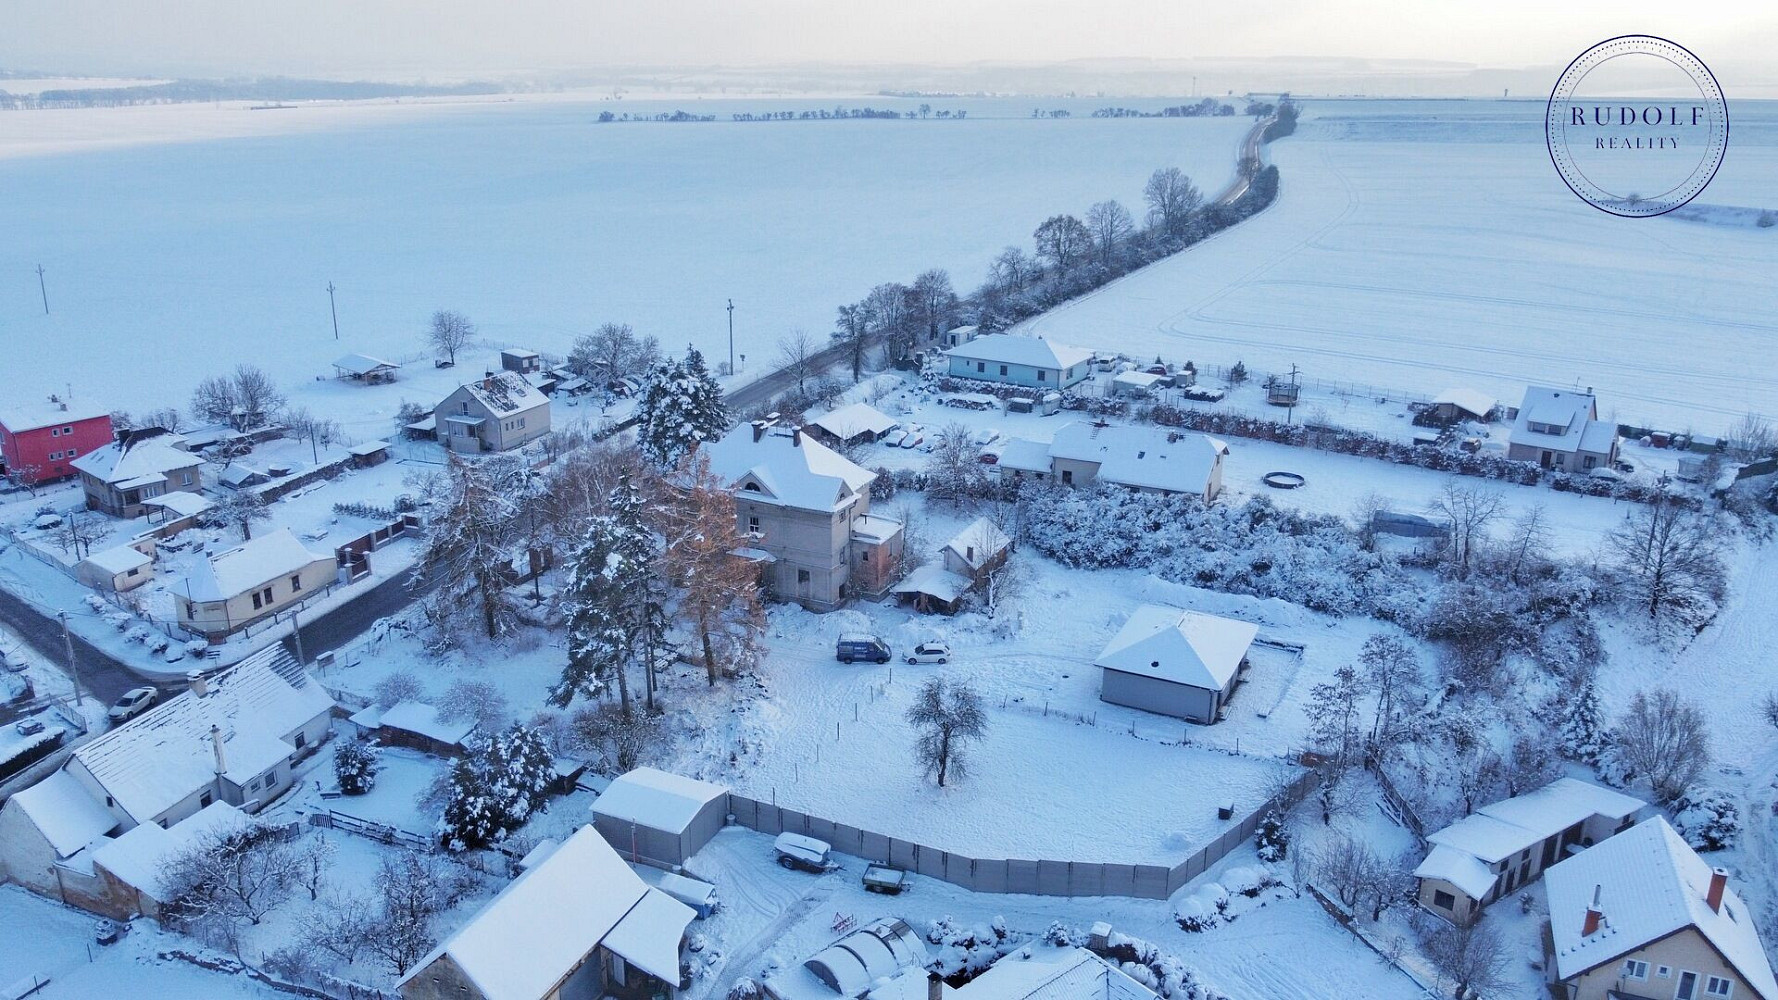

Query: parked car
[107,686,159,722]
[898,430,922,449]
[14,718,45,737]
[94,920,126,946]
[836,634,891,664]
[862,863,908,894]
[774,832,836,873]
[881,429,908,448]
[905,642,951,664]
[972,428,1000,446]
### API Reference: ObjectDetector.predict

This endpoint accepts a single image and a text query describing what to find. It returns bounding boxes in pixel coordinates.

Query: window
[262,586,274,605]
[291,574,302,592]
[199,791,213,807]
[1706,976,1734,998]
[65,448,77,458]
[251,591,264,610]
[245,779,258,792]
[747,515,760,534]
[1037,370,1047,381]
[180,472,192,485]
[1432,890,1455,910]
[1061,469,1073,484]
[797,569,811,584]
[47,450,60,460]
[50,427,60,437]
[61,426,72,435]
[1622,960,1650,981]
[976,362,985,373]
[294,731,307,748]
[126,568,139,578]
[998,365,1008,377]
[1658,967,1672,979]
[518,417,526,429]
[861,550,870,562]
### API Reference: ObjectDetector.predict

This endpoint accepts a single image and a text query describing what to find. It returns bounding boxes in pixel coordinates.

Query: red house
[0,402,114,487]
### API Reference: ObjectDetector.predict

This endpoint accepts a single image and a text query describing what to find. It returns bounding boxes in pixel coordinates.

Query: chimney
[210,724,228,776]
[187,669,208,697]
[1708,868,1729,912]
[1582,884,1604,936]
[752,420,767,443]
[926,973,943,1000]
[791,427,802,447]
[59,401,68,412]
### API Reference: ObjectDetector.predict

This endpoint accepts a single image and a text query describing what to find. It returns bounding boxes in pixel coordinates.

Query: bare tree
[1143,167,1202,236]
[302,892,373,965]
[162,824,299,938]
[1085,199,1135,269]
[215,489,270,541]
[568,322,643,382]
[777,330,820,395]
[989,245,1037,292]
[1428,480,1505,577]
[1614,688,1711,803]
[924,422,987,509]
[1763,692,1778,732]
[282,406,342,465]
[1498,503,1551,583]
[427,309,474,366]
[363,851,448,976]
[1032,214,1092,274]
[292,833,335,901]
[864,282,916,360]
[1422,919,1513,998]
[567,702,668,773]
[373,670,425,707]
[1360,634,1421,767]
[834,303,871,382]
[1305,664,1362,769]
[190,374,239,428]
[1727,411,1776,463]
[53,510,104,560]
[911,269,957,345]
[1610,491,1727,629]
[436,679,511,734]
[1313,834,1384,913]
[907,676,988,787]
[231,365,286,431]
[1504,729,1562,796]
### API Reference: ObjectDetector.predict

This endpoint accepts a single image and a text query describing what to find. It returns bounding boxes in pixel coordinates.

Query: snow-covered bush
[726,979,761,1000]
[184,639,211,658]
[1221,866,1279,898]
[1100,934,1226,1000]
[1255,810,1289,862]
[1673,788,1740,851]
[926,916,1020,981]
[1172,883,1230,932]
[334,741,380,795]
[126,627,151,644]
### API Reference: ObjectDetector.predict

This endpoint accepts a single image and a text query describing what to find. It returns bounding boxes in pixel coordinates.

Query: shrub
[334,741,380,795]
[1673,788,1740,851]
[1255,810,1289,862]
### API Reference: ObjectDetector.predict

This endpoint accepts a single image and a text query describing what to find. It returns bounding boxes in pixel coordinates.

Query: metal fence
[725,767,1314,901]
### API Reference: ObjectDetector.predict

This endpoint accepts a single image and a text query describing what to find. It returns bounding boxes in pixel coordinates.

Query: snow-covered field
[0,94,1247,426]
[1016,99,1778,433]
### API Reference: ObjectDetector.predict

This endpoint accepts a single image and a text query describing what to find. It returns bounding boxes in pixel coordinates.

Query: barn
[591,767,729,868]
[1094,605,1257,725]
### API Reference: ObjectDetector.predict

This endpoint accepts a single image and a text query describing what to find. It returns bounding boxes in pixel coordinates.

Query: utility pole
[726,298,735,377]
[289,607,305,667]
[1285,363,1301,426]
[326,281,340,340]
[36,265,49,315]
[57,611,83,706]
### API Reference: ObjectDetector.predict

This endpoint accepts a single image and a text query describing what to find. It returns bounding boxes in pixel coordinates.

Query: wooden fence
[725,768,1313,901]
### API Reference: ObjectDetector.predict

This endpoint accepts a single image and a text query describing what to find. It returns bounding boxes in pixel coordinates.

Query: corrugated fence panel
[1132,865,1171,900]
[1007,860,1042,895]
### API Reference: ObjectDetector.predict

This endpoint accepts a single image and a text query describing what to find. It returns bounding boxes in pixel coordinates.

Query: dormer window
[742,480,761,492]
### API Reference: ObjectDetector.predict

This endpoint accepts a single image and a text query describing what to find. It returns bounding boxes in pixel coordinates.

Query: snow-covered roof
[704,422,876,513]
[602,885,697,983]
[1413,844,1496,900]
[332,353,401,375]
[944,334,1093,371]
[70,431,197,485]
[592,767,728,834]
[851,514,903,546]
[892,564,973,604]
[71,646,331,824]
[921,946,1158,1000]
[1425,778,1646,865]
[1049,423,1227,496]
[182,528,328,603]
[1094,605,1256,692]
[808,402,899,440]
[1508,386,1607,454]
[401,824,692,1000]
[6,769,117,858]
[942,518,1011,572]
[1432,388,1496,419]
[1113,371,1166,388]
[347,440,390,457]
[996,438,1052,474]
[0,401,110,433]
[457,371,549,416]
[89,802,245,899]
[379,700,476,747]
[502,348,541,360]
[80,545,151,577]
[1547,818,1777,998]
[802,919,930,998]
[141,491,213,518]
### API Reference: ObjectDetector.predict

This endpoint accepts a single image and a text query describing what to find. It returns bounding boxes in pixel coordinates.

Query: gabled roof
[400,825,694,1000]
[892,564,973,604]
[6,769,117,858]
[996,438,1052,474]
[1509,386,1608,454]
[703,422,875,513]
[1432,388,1497,420]
[808,402,898,440]
[943,518,1011,572]
[1547,818,1777,998]
[1425,778,1647,865]
[1049,423,1227,495]
[71,430,198,486]
[1413,843,1496,900]
[90,802,245,899]
[1094,605,1256,691]
[379,700,476,747]
[0,401,110,433]
[332,353,401,375]
[911,946,1158,1000]
[80,545,152,576]
[70,645,332,824]
[183,528,328,602]
[455,371,549,416]
[944,334,1093,371]
[592,766,727,834]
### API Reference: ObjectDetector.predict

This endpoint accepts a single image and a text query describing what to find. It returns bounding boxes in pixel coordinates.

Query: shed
[76,545,154,592]
[332,354,401,384]
[348,440,391,468]
[500,348,542,374]
[1094,605,1257,724]
[591,767,730,868]
[1112,370,1166,397]
[806,403,899,448]
[376,699,476,756]
[892,564,973,615]
[1430,388,1497,423]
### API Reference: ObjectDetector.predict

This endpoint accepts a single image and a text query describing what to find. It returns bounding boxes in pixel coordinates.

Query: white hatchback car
[905,642,952,664]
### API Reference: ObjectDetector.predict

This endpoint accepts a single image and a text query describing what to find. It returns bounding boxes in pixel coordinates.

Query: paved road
[281,564,439,666]
[1211,115,1275,208]
[0,583,155,714]
[724,334,889,418]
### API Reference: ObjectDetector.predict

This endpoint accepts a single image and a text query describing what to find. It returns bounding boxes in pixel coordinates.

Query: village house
[804,402,899,449]
[1414,777,1649,925]
[74,543,155,593]
[893,517,1013,615]
[437,371,551,454]
[702,418,904,611]
[1094,605,1256,725]
[943,334,1093,390]
[84,802,247,921]
[1048,423,1229,501]
[0,648,330,910]
[1544,817,1775,1000]
[0,401,113,486]
[399,824,696,1000]
[1506,385,1619,472]
[175,527,336,640]
[500,347,543,374]
[71,428,203,518]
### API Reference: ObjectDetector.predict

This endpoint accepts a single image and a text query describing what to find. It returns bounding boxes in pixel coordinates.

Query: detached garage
[591,767,729,868]
[1095,605,1257,725]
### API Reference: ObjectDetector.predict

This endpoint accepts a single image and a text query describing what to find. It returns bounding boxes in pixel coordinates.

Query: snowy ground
[1014,98,1778,433]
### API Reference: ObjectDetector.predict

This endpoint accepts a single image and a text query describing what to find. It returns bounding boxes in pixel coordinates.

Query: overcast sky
[6,0,1775,86]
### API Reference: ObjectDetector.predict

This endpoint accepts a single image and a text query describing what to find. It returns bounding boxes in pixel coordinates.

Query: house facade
[1506,386,1619,472]
[703,419,903,611]
[438,372,552,454]
[1414,777,1648,925]
[71,428,203,518]
[176,528,336,640]
[75,544,155,592]
[0,403,113,486]
[943,334,1092,390]
[1544,818,1775,1000]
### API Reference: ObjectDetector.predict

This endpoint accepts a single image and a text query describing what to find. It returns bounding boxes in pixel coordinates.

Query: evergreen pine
[552,514,635,711]
[635,347,728,468]
[1255,809,1290,862]
[334,741,381,795]
[439,756,502,851]
[1558,679,1608,764]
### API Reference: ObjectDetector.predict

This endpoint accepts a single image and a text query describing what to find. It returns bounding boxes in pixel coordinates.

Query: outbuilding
[76,545,155,592]
[591,767,729,868]
[1094,605,1257,724]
